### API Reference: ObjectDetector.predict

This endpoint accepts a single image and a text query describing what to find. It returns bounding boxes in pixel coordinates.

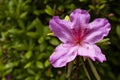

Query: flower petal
[84,18,111,43]
[70,9,90,40]
[49,16,74,43]
[78,44,106,62]
[70,9,90,25]
[78,44,96,60]
[50,43,77,67]
[93,45,106,62]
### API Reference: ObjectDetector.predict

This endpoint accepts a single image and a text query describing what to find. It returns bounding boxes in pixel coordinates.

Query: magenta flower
[49,9,111,67]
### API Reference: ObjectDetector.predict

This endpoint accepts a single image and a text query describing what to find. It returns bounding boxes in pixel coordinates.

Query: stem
[81,58,91,80]
[87,59,101,80]
[76,56,80,80]
[66,61,73,78]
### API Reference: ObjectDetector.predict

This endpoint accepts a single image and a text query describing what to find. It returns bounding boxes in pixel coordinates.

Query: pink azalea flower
[49,9,111,67]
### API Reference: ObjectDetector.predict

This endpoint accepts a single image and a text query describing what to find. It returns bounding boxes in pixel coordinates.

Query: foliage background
[0,0,120,80]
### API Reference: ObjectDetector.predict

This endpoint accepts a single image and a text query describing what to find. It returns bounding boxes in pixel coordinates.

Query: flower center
[76,39,82,45]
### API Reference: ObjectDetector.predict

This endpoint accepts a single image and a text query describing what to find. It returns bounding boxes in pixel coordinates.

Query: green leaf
[25,77,34,80]
[38,36,44,44]
[97,38,111,46]
[13,61,19,67]
[44,60,50,67]
[24,62,32,69]
[0,63,5,71]
[26,32,38,38]
[8,29,24,34]
[99,4,105,10]
[25,51,32,59]
[45,5,54,16]
[17,20,25,29]
[27,18,40,31]
[27,69,36,75]
[116,25,120,39]
[35,74,40,80]
[1,77,6,80]
[26,18,43,36]
[49,38,59,46]
[0,48,2,57]
[89,5,95,10]
[5,63,13,69]
[36,61,44,69]
[20,12,28,19]
[3,68,12,76]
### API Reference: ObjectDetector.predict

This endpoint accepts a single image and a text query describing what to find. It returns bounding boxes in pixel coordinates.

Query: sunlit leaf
[25,51,32,59]
[45,5,54,16]
[44,60,50,67]
[20,12,28,19]
[24,62,32,69]
[36,61,44,69]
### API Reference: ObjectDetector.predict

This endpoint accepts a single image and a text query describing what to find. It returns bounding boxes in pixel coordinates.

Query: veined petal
[70,9,90,24]
[49,16,74,43]
[70,9,90,40]
[84,18,111,44]
[50,43,77,67]
[93,45,106,62]
[78,44,106,62]
[78,44,96,61]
